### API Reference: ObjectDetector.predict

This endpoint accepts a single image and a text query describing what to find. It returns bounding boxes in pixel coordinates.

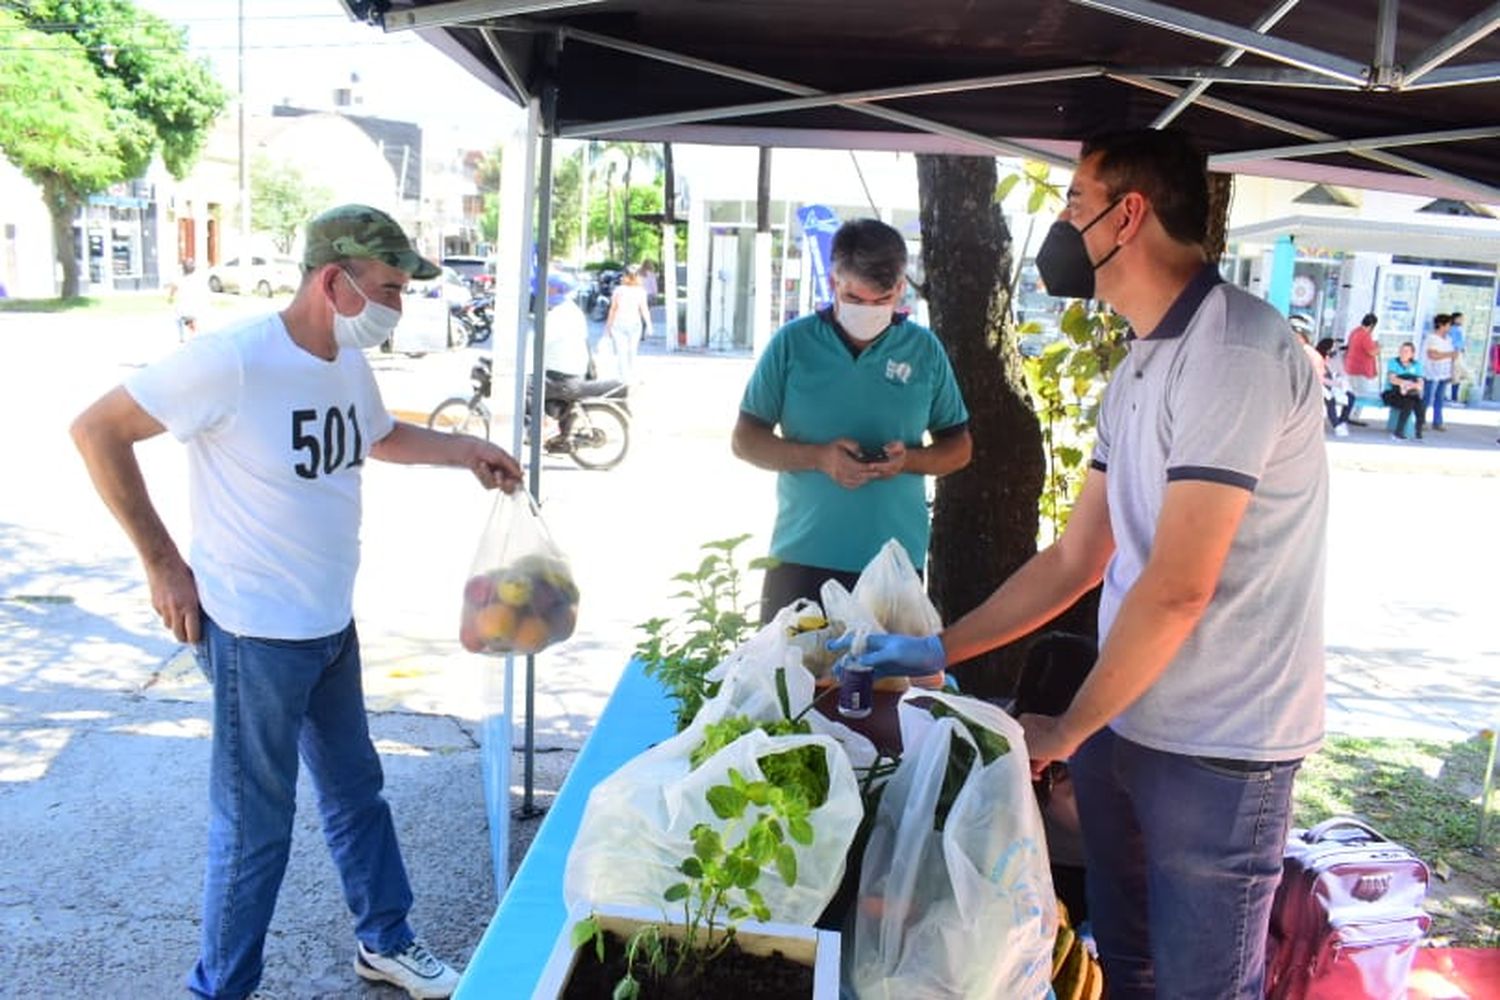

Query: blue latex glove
[827,633,947,679]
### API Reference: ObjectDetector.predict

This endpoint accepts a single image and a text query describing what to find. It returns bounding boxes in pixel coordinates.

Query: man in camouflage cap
[302,203,442,281]
[71,203,519,999]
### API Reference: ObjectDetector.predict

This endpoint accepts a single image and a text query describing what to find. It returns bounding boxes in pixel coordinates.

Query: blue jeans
[1422,378,1447,428]
[1070,727,1300,1000]
[188,616,414,999]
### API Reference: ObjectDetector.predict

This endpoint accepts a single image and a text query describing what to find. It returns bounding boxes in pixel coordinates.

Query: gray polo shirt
[1091,265,1327,760]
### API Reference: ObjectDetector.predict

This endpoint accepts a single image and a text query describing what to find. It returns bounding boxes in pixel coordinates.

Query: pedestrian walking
[603,263,651,382]
[1344,312,1381,426]
[166,259,209,341]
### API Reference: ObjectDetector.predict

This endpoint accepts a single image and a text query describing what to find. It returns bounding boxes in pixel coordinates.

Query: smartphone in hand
[854,446,889,464]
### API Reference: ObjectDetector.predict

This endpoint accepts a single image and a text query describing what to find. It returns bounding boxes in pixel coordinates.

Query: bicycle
[428,357,494,438]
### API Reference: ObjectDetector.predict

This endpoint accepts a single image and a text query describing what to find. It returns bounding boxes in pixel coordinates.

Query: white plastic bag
[712,602,879,770]
[563,727,864,924]
[850,691,1057,1000]
[821,539,944,695]
[850,538,942,637]
[458,490,578,655]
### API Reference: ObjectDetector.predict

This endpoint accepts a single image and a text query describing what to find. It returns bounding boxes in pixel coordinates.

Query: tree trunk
[42,179,81,299]
[606,168,617,262]
[1204,171,1233,264]
[621,155,634,262]
[579,143,592,263]
[917,154,1045,698]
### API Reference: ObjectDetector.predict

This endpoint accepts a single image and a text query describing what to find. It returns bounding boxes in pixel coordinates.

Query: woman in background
[604,264,651,382]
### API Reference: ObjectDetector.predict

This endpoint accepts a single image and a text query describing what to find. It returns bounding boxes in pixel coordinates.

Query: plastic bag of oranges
[459,489,579,656]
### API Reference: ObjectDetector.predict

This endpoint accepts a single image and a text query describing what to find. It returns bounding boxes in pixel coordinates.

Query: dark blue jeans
[1422,377,1447,428]
[1070,727,1300,1000]
[188,616,414,999]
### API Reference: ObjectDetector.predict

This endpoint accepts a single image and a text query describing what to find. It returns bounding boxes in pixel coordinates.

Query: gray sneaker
[355,938,460,999]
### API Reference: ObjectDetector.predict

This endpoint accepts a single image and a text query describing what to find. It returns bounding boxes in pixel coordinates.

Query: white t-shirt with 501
[125,313,394,640]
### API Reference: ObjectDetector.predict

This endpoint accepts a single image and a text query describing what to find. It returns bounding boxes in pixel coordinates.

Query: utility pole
[753,147,773,354]
[578,140,590,264]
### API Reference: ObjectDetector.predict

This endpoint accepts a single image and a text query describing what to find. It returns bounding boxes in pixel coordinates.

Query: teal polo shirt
[740,309,969,573]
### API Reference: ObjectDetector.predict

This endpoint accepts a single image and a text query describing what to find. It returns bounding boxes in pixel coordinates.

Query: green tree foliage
[0,11,122,193]
[480,193,499,246]
[0,0,226,296]
[998,162,1129,542]
[250,154,332,254]
[549,148,582,259]
[1023,302,1128,541]
[472,146,501,247]
[584,184,661,267]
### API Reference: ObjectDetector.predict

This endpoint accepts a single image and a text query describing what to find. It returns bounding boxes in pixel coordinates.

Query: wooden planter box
[532,902,841,999]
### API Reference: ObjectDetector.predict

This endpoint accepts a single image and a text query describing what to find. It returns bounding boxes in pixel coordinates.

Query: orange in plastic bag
[459,490,579,655]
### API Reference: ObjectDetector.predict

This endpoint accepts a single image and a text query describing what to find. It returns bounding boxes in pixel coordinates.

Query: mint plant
[635,534,776,731]
[571,750,828,998]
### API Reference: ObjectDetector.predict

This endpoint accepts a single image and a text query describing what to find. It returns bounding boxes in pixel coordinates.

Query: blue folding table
[456,659,676,997]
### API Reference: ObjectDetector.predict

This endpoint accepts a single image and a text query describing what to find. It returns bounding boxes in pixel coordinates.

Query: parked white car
[207,256,301,297]
[382,267,468,355]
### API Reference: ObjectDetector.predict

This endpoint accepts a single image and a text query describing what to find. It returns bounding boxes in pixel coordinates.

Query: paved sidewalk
[1,307,1496,996]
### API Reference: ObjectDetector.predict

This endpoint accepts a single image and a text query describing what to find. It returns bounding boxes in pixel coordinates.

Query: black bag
[1380,387,1405,407]
[1265,817,1430,1000]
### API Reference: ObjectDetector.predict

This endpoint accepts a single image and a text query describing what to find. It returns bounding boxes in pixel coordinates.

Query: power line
[0,39,419,51]
[8,15,351,28]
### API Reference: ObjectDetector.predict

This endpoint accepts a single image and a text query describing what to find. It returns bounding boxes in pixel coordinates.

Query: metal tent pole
[476,96,541,902]
[518,73,559,819]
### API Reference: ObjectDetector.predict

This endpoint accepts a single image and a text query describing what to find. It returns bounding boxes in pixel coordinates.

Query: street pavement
[0,298,1497,997]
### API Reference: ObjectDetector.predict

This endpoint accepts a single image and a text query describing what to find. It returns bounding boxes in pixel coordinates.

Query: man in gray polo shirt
[841,130,1327,999]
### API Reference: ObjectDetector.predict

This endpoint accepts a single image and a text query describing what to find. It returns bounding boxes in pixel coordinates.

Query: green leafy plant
[924,700,1012,833]
[994,161,1130,542]
[572,663,835,997]
[635,535,776,730]
[1022,299,1129,542]
[572,758,825,998]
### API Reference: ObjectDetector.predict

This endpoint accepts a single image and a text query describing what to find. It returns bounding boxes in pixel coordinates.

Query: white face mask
[835,299,893,342]
[332,268,401,350]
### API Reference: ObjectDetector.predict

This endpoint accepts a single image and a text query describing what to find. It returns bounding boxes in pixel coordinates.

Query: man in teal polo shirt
[732,218,972,622]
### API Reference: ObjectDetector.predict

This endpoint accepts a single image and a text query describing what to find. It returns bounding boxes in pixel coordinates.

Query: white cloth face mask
[332,268,401,350]
[836,299,892,342]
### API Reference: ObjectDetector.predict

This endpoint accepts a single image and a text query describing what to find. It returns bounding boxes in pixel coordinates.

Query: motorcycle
[450,293,494,347]
[426,357,632,471]
[586,268,622,322]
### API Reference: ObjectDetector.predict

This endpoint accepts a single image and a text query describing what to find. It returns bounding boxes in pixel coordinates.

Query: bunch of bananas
[1051,904,1103,1000]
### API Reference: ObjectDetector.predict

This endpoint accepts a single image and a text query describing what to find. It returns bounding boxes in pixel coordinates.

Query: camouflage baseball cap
[301,204,440,280]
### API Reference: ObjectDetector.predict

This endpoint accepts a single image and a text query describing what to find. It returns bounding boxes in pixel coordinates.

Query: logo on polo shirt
[885,359,913,385]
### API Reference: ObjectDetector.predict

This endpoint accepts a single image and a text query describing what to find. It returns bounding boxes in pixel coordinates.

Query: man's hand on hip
[146,554,201,644]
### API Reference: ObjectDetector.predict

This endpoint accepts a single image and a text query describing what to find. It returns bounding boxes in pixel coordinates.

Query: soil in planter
[562,930,814,999]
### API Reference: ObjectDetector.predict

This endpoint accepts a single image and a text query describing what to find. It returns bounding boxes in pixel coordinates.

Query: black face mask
[1035,198,1124,299]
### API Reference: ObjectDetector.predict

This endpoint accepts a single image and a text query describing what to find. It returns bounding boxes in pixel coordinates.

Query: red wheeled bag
[1266,816,1430,1000]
